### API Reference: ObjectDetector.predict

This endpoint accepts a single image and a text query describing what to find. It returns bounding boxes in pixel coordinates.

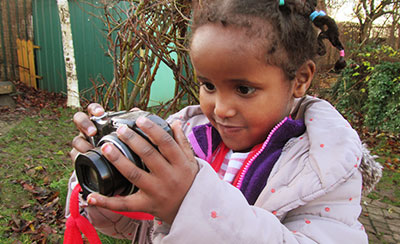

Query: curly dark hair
[191,0,345,80]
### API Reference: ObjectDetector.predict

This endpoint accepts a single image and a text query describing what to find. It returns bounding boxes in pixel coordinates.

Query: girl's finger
[69,148,79,162]
[171,120,195,162]
[100,143,154,191]
[73,112,97,137]
[71,134,94,153]
[116,124,171,176]
[87,192,150,213]
[87,103,105,116]
[135,116,189,166]
[129,107,141,112]
[73,103,104,137]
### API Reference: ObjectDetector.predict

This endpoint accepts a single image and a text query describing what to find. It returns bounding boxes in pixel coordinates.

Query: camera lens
[75,134,141,199]
[87,167,99,191]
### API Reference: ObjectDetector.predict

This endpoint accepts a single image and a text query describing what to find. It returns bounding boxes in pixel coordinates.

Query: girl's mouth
[216,123,244,134]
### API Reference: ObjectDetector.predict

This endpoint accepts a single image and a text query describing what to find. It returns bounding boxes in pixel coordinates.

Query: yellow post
[17,38,29,85]
[16,39,25,83]
[21,39,29,85]
[27,40,39,89]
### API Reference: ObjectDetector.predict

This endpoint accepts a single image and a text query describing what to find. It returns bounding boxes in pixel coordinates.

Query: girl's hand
[70,103,105,161]
[86,117,199,225]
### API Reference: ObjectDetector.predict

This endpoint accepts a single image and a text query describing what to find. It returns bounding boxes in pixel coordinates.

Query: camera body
[74,110,172,199]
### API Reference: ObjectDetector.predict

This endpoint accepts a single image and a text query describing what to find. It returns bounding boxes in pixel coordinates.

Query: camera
[74,110,172,199]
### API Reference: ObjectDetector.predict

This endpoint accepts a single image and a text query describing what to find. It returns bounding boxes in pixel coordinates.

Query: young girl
[66,0,381,243]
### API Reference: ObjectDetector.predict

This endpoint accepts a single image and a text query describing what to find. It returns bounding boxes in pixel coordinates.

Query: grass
[368,168,400,207]
[0,106,398,243]
[360,129,400,207]
[0,107,133,243]
[367,141,400,207]
[0,107,134,243]
[0,108,77,243]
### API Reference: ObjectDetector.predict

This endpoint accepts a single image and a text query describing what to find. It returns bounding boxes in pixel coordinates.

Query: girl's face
[190,23,297,152]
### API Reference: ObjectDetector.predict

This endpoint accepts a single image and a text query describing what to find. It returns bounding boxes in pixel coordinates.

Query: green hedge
[330,45,400,133]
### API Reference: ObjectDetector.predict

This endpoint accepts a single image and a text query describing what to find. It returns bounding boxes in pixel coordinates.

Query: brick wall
[0,0,33,81]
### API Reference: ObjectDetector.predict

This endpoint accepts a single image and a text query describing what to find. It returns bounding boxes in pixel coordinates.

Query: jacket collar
[188,118,305,205]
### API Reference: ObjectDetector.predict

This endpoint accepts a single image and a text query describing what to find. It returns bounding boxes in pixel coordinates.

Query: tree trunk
[57,0,81,108]
[397,25,400,50]
[359,20,372,44]
[389,2,399,48]
[389,24,396,48]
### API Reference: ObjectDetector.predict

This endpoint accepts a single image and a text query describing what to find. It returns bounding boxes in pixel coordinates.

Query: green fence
[32,0,175,105]
[32,0,67,93]
[32,0,113,95]
[0,0,177,105]
[68,1,114,96]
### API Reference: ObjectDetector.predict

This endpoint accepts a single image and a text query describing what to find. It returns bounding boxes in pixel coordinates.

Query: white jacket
[66,96,381,243]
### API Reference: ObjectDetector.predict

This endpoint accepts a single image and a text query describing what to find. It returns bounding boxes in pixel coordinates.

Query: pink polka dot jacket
[65,96,382,243]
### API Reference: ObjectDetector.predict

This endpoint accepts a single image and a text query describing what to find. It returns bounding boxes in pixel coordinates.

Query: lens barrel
[75,133,142,199]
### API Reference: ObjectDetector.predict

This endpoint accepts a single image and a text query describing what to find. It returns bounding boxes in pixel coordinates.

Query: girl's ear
[292,60,315,98]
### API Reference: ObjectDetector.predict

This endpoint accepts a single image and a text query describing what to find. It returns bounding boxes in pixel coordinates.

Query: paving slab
[360,197,400,244]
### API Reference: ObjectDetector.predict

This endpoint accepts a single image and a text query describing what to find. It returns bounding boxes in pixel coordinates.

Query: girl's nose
[214,96,236,119]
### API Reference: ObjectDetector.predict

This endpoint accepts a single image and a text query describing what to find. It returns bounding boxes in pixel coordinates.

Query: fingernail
[117,124,128,136]
[136,116,149,127]
[87,195,97,205]
[87,126,97,136]
[102,143,113,154]
[94,107,104,115]
[101,143,119,161]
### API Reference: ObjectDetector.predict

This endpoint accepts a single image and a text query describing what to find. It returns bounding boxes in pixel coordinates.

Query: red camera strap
[64,184,154,244]
[64,184,101,244]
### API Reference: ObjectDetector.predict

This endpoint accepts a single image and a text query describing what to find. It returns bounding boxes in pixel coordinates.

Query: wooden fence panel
[0,0,33,82]
[16,39,40,89]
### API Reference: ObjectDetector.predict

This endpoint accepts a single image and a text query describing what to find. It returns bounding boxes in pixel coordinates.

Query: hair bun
[312,13,346,72]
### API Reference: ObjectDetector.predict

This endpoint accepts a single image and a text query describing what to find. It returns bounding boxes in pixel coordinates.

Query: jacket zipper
[234,117,288,189]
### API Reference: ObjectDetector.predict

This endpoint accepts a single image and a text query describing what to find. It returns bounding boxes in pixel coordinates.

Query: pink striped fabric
[217,150,250,184]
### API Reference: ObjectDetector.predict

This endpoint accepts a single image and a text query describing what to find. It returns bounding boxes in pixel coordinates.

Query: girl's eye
[237,86,256,95]
[201,82,216,92]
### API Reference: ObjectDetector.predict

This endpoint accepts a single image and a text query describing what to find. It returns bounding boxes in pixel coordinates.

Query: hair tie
[340,50,345,57]
[310,10,326,21]
[279,0,285,6]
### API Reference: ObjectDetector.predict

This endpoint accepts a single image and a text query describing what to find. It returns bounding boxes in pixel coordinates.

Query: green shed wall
[68,0,114,96]
[32,0,175,105]
[32,0,67,93]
